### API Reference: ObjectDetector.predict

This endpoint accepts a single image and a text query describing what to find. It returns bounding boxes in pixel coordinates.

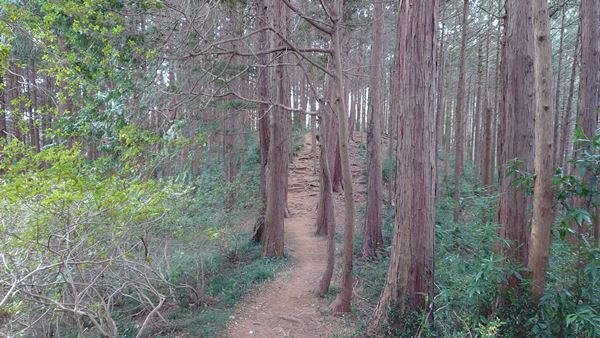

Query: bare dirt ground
[224,133,366,338]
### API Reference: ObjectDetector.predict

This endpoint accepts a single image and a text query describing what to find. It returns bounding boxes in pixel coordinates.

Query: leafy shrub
[0,141,176,337]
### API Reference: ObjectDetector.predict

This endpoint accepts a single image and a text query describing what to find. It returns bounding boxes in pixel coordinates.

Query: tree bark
[315,72,338,236]
[311,97,319,174]
[560,28,580,170]
[332,138,343,191]
[453,0,469,223]
[362,0,385,258]
[576,0,599,241]
[552,5,566,167]
[328,0,356,314]
[497,0,535,285]
[370,0,437,331]
[263,0,290,257]
[348,81,356,141]
[254,0,271,243]
[492,5,505,194]
[482,94,493,190]
[528,0,555,303]
[577,0,599,145]
[435,1,447,200]
[315,134,336,294]
[474,44,484,181]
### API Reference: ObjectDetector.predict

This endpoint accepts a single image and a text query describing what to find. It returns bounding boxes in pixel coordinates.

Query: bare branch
[280,0,333,34]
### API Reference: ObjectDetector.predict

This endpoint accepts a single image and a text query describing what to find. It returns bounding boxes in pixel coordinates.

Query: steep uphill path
[225,133,365,338]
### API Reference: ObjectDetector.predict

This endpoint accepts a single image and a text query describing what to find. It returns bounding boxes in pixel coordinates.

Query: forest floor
[224,132,366,338]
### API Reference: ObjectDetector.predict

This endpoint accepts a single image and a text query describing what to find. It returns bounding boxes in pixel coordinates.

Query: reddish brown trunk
[576,0,599,241]
[254,0,272,242]
[453,0,469,223]
[315,83,337,236]
[362,0,385,258]
[387,78,396,203]
[315,134,336,294]
[263,0,290,257]
[311,97,319,174]
[474,44,484,181]
[560,29,580,170]
[370,0,437,330]
[482,94,493,190]
[497,0,535,286]
[435,3,447,199]
[552,5,566,167]
[577,0,599,147]
[332,138,343,192]
[328,0,356,314]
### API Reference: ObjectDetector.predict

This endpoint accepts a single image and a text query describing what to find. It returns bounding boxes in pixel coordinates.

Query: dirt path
[225,133,365,338]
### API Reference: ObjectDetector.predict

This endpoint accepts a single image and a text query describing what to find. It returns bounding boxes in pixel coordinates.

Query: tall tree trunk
[435,2,447,200]
[480,0,494,192]
[348,82,356,140]
[362,0,385,258]
[297,75,307,130]
[552,5,566,167]
[528,0,555,303]
[370,0,437,331]
[497,0,535,289]
[474,44,484,181]
[482,94,493,190]
[223,5,241,209]
[29,61,40,152]
[577,0,599,145]
[560,28,580,170]
[254,0,271,243]
[443,70,455,193]
[311,97,319,174]
[10,68,23,142]
[387,84,396,204]
[328,0,356,314]
[315,134,336,294]
[492,6,505,193]
[576,0,599,241]
[263,0,290,257]
[315,73,338,236]
[388,46,399,204]
[332,138,343,191]
[453,0,469,223]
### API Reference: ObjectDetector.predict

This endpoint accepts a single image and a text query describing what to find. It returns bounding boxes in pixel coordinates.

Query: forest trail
[225,133,366,338]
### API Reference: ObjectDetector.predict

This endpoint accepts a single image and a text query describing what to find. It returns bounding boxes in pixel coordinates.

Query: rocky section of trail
[225,133,366,338]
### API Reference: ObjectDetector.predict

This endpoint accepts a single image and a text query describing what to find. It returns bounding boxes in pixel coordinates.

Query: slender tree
[560,28,580,170]
[315,72,338,236]
[435,1,448,199]
[576,0,599,241]
[328,0,357,314]
[362,0,385,258]
[528,0,555,303]
[315,132,336,295]
[552,5,566,167]
[453,0,469,222]
[254,0,271,242]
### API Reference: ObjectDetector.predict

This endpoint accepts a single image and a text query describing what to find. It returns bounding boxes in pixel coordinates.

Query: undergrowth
[349,148,600,337]
[147,241,287,338]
